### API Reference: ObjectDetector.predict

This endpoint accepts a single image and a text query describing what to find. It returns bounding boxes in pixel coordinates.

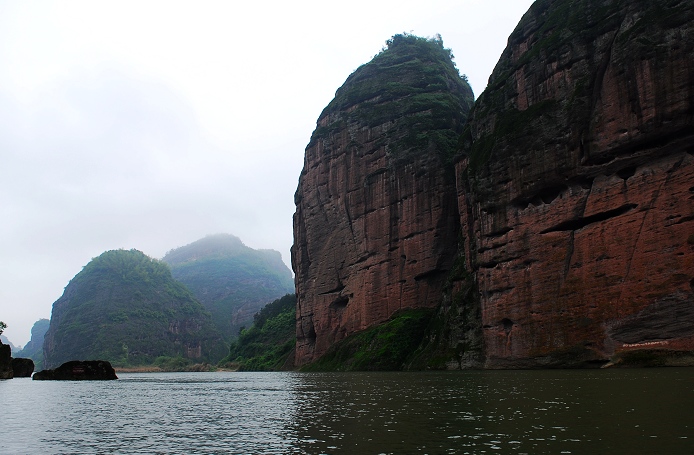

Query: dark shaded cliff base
[606,349,694,368]
[301,309,434,371]
[33,360,118,380]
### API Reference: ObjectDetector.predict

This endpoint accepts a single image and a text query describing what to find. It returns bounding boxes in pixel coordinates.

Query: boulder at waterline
[33,360,118,381]
[11,358,34,377]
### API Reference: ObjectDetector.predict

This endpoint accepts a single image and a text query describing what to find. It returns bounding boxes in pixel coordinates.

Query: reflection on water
[290,369,694,454]
[1,369,692,454]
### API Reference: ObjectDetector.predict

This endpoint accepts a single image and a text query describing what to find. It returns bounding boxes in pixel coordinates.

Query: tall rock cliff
[292,35,474,366]
[459,0,694,367]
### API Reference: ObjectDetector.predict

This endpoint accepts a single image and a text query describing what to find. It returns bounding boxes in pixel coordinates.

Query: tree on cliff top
[384,32,455,64]
[0,321,6,336]
[311,33,474,166]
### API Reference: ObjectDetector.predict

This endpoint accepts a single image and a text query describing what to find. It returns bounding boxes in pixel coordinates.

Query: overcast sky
[0,0,534,346]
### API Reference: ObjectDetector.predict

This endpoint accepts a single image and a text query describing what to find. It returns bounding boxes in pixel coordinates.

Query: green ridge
[44,249,227,368]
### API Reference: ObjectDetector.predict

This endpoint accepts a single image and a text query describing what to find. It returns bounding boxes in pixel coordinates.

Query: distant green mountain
[224,294,296,371]
[162,234,295,342]
[15,318,49,370]
[43,249,227,369]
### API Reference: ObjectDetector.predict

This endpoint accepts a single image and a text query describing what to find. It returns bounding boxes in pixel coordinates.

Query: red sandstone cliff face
[460,0,694,367]
[292,36,474,366]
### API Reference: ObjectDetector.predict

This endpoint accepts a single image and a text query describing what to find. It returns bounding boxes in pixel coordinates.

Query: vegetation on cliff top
[310,33,474,166]
[223,294,296,371]
[43,249,227,369]
[162,234,294,342]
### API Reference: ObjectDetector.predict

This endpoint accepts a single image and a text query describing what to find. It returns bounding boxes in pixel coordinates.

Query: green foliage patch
[163,234,294,342]
[44,249,227,369]
[309,33,474,167]
[223,294,297,371]
[301,308,434,372]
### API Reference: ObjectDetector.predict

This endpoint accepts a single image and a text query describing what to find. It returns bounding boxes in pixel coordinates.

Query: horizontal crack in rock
[541,204,638,234]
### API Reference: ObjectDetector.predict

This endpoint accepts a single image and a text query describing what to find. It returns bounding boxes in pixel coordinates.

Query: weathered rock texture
[33,360,117,381]
[292,35,474,365]
[459,0,694,367]
[293,0,694,370]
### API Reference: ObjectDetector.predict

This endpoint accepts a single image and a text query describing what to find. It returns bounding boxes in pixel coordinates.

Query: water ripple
[1,369,693,454]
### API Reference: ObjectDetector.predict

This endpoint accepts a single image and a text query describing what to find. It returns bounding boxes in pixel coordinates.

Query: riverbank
[114,363,240,373]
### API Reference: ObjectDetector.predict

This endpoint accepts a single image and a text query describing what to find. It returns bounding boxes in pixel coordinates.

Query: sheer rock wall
[292,37,474,365]
[293,0,694,368]
[459,0,694,367]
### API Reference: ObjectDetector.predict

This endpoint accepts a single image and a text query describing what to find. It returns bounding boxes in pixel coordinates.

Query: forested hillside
[163,234,294,342]
[43,249,227,368]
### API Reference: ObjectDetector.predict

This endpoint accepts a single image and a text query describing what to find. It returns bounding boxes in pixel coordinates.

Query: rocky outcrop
[33,360,118,380]
[292,35,474,366]
[459,0,694,367]
[11,358,34,377]
[0,341,12,379]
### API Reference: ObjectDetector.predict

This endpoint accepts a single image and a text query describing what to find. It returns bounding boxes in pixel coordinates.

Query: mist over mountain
[162,234,295,341]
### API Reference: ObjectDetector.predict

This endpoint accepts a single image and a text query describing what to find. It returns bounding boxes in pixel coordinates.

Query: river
[1,369,692,454]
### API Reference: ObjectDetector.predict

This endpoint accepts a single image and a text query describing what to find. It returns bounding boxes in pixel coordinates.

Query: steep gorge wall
[459,0,694,367]
[292,36,474,366]
[294,0,694,369]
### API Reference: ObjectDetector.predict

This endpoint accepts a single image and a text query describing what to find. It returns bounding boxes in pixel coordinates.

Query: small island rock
[11,358,34,377]
[33,360,118,381]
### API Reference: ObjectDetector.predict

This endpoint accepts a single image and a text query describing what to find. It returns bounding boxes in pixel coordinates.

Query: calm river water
[1,369,692,454]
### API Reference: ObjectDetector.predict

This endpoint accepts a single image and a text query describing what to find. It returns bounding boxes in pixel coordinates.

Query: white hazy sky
[0,0,535,347]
